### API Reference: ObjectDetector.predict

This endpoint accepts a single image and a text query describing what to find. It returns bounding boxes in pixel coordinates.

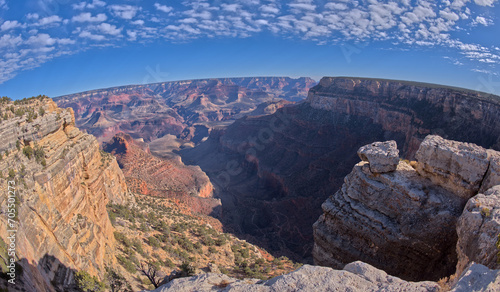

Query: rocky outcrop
[415,135,492,198]
[313,135,500,281]
[181,77,500,262]
[54,77,316,143]
[0,98,128,291]
[450,263,500,291]
[150,262,440,292]
[357,140,399,173]
[103,132,221,217]
[456,185,500,274]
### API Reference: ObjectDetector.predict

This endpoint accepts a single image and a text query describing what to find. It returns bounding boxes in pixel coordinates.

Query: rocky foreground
[150,261,500,292]
[313,135,500,281]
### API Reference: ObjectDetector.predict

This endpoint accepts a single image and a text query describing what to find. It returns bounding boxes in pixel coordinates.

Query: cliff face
[180,77,500,262]
[308,77,500,157]
[54,77,316,143]
[103,132,221,217]
[313,135,500,281]
[0,97,128,291]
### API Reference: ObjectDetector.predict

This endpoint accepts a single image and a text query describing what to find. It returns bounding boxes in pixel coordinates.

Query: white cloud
[72,2,86,10]
[0,34,22,48]
[25,33,56,46]
[221,4,241,12]
[110,5,141,20]
[131,20,144,25]
[97,23,122,35]
[73,0,106,10]
[154,3,173,13]
[72,12,107,22]
[126,30,137,40]
[1,20,21,31]
[37,15,62,26]
[79,30,106,41]
[439,10,460,21]
[260,5,280,14]
[0,0,7,10]
[26,13,39,20]
[474,0,497,6]
[325,3,348,10]
[473,16,493,26]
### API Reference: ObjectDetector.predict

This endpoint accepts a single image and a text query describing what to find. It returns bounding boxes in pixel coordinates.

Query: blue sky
[0,0,499,99]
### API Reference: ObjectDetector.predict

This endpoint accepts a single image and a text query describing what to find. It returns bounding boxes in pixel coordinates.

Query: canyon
[153,135,500,291]
[180,77,500,263]
[2,76,500,291]
[54,77,316,144]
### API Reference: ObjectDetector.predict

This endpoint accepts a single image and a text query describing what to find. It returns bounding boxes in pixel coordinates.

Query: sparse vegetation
[481,207,491,218]
[22,145,33,159]
[108,193,298,289]
[105,267,132,292]
[74,270,105,292]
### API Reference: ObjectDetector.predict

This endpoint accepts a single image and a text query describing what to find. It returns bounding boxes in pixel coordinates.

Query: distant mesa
[54,77,317,144]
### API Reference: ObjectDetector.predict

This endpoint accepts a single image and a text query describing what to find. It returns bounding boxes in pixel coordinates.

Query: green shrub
[74,270,105,292]
[22,146,33,159]
[114,231,132,248]
[116,255,136,273]
[148,236,161,248]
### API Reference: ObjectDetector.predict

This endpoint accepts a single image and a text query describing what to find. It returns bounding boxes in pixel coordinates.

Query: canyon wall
[0,98,128,291]
[103,132,221,217]
[181,77,500,262]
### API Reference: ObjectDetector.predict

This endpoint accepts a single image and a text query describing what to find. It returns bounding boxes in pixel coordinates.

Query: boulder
[415,135,490,198]
[357,140,399,173]
[450,263,500,292]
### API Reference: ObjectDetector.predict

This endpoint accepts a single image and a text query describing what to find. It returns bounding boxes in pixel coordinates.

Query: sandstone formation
[181,77,500,262]
[313,135,500,281]
[0,97,129,291]
[456,185,500,274]
[103,132,221,217]
[54,77,316,143]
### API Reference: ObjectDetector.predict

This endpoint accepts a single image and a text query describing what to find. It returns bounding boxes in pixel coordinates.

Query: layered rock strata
[0,98,128,291]
[313,135,500,281]
[54,77,316,143]
[103,132,221,216]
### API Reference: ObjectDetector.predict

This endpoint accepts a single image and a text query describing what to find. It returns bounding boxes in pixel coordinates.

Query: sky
[0,0,499,99]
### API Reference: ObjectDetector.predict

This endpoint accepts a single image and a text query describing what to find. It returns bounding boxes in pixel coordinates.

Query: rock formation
[0,97,129,291]
[54,77,316,143]
[313,135,500,281]
[180,77,500,262]
[456,185,500,274]
[149,261,500,292]
[103,132,221,217]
